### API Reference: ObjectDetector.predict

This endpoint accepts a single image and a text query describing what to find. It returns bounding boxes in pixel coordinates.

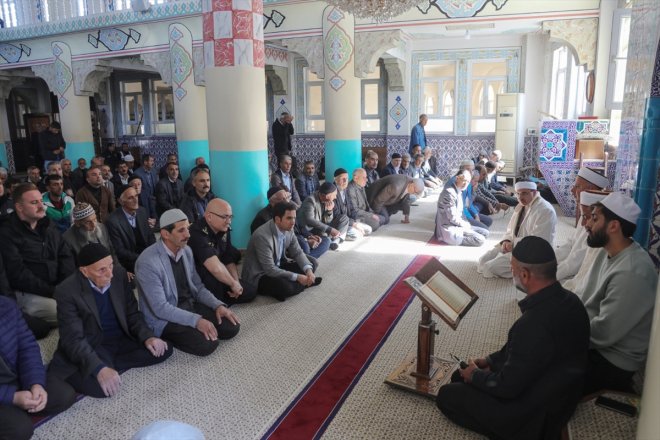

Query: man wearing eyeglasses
[188,199,251,304]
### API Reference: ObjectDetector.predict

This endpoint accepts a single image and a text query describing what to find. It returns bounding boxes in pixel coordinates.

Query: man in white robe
[555,167,609,280]
[478,181,556,278]
[561,190,609,291]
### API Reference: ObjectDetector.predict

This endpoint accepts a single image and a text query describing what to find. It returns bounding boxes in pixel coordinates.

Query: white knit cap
[577,167,609,189]
[124,154,134,162]
[579,190,608,206]
[514,181,537,191]
[159,209,188,229]
[600,192,641,225]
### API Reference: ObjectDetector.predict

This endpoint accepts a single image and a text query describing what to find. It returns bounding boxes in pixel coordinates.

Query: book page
[425,271,472,314]
[418,284,459,323]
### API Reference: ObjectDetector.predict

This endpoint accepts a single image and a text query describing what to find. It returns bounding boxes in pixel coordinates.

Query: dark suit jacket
[367,174,412,212]
[270,169,302,206]
[155,177,184,217]
[49,268,155,379]
[380,163,402,178]
[111,174,131,200]
[105,207,156,273]
[272,119,294,156]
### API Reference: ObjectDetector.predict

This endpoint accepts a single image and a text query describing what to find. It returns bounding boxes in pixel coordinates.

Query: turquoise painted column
[169,23,209,177]
[203,0,268,248]
[322,6,361,178]
[51,42,95,162]
[633,97,660,248]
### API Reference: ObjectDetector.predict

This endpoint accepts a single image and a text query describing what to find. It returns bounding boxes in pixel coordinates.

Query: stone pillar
[203,0,268,248]
[322,6,361,178]
[33,42,95,163]
[638,272,660,438]
[169,23,209,177]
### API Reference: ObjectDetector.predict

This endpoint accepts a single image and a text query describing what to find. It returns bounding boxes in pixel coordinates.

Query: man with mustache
[577,192,657,396]
[180,167,216,223]
[135,209,240,356]
[105,186,156,274]
[63,202,118,267]
[0,183,75,326]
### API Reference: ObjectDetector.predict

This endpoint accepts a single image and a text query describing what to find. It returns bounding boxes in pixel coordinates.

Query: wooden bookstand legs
[385,304,456,398]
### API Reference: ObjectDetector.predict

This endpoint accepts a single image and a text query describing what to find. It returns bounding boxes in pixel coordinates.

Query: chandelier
[324,0,421,23]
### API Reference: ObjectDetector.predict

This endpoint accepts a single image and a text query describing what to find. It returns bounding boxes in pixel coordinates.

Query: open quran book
[405,258,478,330]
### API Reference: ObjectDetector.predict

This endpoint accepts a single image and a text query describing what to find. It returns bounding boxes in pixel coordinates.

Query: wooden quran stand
[384,303,455,398]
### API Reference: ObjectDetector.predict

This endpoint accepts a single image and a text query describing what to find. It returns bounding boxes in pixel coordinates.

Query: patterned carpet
[33,196,638,440]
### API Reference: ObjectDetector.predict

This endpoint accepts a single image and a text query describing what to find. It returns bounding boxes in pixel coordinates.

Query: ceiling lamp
[324,0,421,23]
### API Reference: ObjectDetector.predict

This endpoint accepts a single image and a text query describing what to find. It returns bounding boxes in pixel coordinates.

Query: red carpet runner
[262,254,433,440]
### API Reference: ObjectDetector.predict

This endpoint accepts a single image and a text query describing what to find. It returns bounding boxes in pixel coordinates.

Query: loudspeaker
[131,0,151,12]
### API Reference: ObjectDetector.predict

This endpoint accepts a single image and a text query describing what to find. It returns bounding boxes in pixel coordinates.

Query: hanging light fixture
[323,0,421,23]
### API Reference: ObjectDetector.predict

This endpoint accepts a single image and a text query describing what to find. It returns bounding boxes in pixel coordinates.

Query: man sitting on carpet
[478,180,556,278]
[270,154,302,207]
[576,192,657,396]
[0,296,76,440]
[242,202,321,301]
[49,243,172,398]
[437,236,590,440]
[434,170,488,247]
[333,168,372,240]
[135,209,240,357]
[555,167,609,282]
[188,199,251,305]
[63,203,118,268]
[297,182,349,250]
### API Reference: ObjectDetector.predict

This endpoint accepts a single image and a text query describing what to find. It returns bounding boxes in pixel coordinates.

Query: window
[607,9,631,147]
[118,77,175,136]
[304,68,324,132]
[150,79,175,134]
[420,62,455,132]
[361,65,386,132]
[470,61,506,133]
[548,45,587,120]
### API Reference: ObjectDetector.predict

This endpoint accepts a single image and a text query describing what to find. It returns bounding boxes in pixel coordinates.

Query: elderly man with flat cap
[437,236,590,439]
[553,167,610,280]
[478,180,556,278]
[135,209,240,357]
[576,192,657,396]
[49,243,172,398]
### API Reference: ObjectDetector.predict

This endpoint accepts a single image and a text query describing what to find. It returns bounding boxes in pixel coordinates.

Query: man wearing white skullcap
[576,192,657,396]
[478,180,556,278]
[555,190,609,283]
[555,167,610,266]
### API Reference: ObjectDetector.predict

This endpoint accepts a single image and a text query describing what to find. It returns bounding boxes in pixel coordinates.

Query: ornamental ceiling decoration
[0,43,31,64]
[263,10,286,29]
[324,8,353,91]
[418,0,508,18]
[88,28,141,51]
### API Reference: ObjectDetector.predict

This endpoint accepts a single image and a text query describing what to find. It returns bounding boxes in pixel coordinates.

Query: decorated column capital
[382,57,406,91]
[140,52,172,85]
[284,36,324,78]
[354,30,403,78]
[72,59,113,96]
[543,18,598,70]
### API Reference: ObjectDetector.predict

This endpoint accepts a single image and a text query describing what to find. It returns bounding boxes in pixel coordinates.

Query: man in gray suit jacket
[434,170,488,247]
[346,168,387,231]
[135,209,240,357]
[297,182,349,250]
[242,202,321,301]
[49,243,171,398]
[367,174,425,224]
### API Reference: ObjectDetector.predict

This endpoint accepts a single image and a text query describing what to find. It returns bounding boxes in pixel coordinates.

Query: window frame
[303,67,325,133]
[360,62,387,133]
[547,44,587,120]
[114,74,175,137]
[469,59,507,134]
[419,60,456,134]
[606,8,631,111]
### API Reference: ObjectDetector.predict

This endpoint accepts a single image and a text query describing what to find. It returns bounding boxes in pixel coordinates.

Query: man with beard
[295,161,320,201]
[363,149,380,187]
[63,203,118,267]
[478,181,556,279]
[577,192,657,396]
[188,199,250,304]
[75,166,115,223]
[434,170,488,247]
[0,183,75,326]
[437,236,590,439]
[136,209,240,356]
[105,186,156,274]
[180,167,216,223]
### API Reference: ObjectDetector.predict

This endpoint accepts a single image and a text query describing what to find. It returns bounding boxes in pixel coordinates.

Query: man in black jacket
[155,162,184,217]
[105,186,156,274]
[38,121,66,170]
[272,112,294,159]
[49,243,171,398]
[436,236,590,440]
[0,183,75,326]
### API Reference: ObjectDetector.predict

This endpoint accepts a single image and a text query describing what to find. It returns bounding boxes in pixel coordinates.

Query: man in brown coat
[75,166,115,223]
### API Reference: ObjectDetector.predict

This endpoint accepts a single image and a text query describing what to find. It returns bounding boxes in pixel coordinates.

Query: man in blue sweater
[0,296,76,440]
